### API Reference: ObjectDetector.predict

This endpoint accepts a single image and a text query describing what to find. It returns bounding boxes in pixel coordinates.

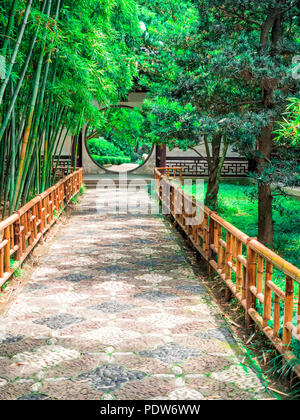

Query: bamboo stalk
[12,0,53,211]
[0,0,33,105]
[1,0,18,56]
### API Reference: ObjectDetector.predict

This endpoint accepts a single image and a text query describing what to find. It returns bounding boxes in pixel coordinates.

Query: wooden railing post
[27,210,33,246]
[32,203,37,241]
[263,261,273,328]
[0,246,3,280]
[224,231,233,301]
[297,287,300,335]
[213,219,218,254]
[236,240,243,295]
[37,196,44,234]
[257,255,264,295]
[4,227,10,274]
[225,232,232,281]
[246,239,257,329]
[208,215,214,258]
[208,212,216,275]
[283,275,294,346]
[170,185,174,216]
[64,180,68,205]
[50,190,54,224]
[202,213,208,257]
[273,294,281,338]
[217,224,224,272]
[13,213,22,261]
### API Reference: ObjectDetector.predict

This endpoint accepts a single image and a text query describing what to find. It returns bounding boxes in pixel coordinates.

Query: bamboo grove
[0,0,140,216]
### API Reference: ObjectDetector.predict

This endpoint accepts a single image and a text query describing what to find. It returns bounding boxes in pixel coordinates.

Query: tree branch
[188,146,206,159]
[220,6,261,27]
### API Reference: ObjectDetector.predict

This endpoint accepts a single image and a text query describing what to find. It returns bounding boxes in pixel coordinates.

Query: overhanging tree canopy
[137,0,300,245]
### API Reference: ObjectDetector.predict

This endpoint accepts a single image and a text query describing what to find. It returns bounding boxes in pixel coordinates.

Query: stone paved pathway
[0,186,268,400]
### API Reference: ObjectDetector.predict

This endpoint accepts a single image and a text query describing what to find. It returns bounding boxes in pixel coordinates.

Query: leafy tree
[137,0,265,210]
[191,0,300,245]
[138,0,300,245]
[0,0,140,214]
[87,106,152,163]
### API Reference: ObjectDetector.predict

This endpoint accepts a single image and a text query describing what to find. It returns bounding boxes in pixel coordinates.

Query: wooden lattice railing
[155,167,300,377]
[0,168,84,288]
[156,167,183,182]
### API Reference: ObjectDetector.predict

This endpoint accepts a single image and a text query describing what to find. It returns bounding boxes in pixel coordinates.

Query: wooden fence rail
[0,168,84,289]
[154,167,300,377]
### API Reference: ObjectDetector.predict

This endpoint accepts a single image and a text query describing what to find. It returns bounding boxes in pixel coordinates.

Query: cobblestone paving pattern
[0,186,269,400]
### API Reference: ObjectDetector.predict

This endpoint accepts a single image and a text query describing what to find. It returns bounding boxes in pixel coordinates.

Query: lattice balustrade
[166,157,250,177]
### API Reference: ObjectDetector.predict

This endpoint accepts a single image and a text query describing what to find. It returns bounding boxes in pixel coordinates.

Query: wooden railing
[53,166,74,180]
[0,168,84,288]
[156,167,183,182]
[155,167,300,377]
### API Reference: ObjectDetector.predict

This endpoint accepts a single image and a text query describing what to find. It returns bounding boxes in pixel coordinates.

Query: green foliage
[137,0,300,241]
[275,98,300,146]
[52,0,140,120]
[86,106,152,166]
[92,154,131,166]
[79,184,87,195]
[143,97,198,149]
[70,195,79,205]
[138,0,299,150]
[87,138,126,158]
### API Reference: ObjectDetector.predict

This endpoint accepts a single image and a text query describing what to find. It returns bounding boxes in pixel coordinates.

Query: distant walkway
[0,185,268,400]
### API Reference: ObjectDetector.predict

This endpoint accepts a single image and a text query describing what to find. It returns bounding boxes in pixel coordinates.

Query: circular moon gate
[85,105,154,174]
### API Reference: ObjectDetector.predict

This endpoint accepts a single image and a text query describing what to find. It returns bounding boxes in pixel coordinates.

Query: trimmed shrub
[87,137,127,159]
[91,155,131,166]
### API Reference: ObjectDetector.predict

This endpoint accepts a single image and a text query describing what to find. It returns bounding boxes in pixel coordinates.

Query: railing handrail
[0,168,84,288]
[248,239,300,284]
[0,214,19,231]
[155,167,300,377]
[156,168,300,283]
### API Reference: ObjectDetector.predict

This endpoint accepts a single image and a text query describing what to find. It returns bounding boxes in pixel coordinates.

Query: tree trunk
[256,10,282,246]
[258,183,273,245]
[156,144,167,168]
[205,134,221,209]
[257,124,274,246]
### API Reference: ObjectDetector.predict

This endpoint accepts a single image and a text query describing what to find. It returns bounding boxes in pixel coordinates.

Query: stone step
[84,176,154,189]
